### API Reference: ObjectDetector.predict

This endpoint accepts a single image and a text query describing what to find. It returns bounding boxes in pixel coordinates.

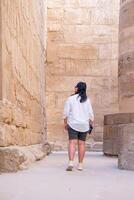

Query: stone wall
[0,0,49,172]
[46,0,120,150]
[119,0,134,112]
[118,0,134,170]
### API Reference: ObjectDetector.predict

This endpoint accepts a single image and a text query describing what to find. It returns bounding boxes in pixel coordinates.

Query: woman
[63,82,94,171]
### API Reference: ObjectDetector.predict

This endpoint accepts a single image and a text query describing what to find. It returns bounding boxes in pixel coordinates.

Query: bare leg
[66,139,78,171]
[78,140,86,169]
[68,139,77,161]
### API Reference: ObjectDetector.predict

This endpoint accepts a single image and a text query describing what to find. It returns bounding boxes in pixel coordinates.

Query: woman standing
[63,82,94,171]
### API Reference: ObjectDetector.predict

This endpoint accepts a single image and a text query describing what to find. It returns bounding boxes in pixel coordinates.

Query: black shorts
[68,125,88,141]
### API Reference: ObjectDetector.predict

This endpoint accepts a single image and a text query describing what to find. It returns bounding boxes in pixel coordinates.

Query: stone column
[118,123,134,170]
[118,0,134,170]
[0,2,2,100]
[119,0,134,112]
[104,0,134,170]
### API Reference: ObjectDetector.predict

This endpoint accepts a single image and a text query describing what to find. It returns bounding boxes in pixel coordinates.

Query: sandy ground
[0,152,134,200]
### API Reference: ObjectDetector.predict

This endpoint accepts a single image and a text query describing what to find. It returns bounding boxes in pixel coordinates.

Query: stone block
[0,147,25,172]
[48,23,63,32]
[63,25,93,44]
[0,122,42,147]
[99,44,112,59]
[104,113,133,125]
[47,8,63,21]
[118,124,134,170]
[0,100,13,124]
[0,144,50,173]
[46,75,92,92]
[78,0,98,8]
[64,8,91,25]
[12,107,27,128]
[47,0,64,8]
[58,45,98,60]
[92,8,117,25]
[104,115,114,125]
[103,125,119,156]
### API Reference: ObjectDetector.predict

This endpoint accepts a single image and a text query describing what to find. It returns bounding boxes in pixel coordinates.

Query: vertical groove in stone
[38,0,47,142]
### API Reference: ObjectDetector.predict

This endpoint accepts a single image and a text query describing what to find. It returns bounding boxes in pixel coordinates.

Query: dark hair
[75,82,87,103]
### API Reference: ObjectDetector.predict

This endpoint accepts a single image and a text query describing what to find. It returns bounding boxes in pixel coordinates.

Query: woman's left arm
[88,98,94,122]
[63,98,71,130]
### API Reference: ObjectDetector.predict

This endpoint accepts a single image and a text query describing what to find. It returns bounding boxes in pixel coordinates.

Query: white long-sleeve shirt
[63,94,94,132]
